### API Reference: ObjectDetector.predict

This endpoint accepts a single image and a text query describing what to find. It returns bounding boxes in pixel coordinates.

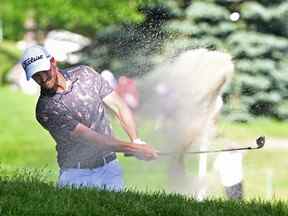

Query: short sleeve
[84,66,113,99]
[36,98,79,136]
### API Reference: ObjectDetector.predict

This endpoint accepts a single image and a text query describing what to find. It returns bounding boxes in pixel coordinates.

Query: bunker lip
[159,136,265,156]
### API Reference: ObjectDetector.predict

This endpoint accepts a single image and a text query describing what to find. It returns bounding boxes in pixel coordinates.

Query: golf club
[158,136,265,156]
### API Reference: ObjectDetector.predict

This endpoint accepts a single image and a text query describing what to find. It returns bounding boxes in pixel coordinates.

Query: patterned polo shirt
[36,65,114,169]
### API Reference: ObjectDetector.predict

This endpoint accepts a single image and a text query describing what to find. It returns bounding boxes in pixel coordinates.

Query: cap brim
[26,60,51,80]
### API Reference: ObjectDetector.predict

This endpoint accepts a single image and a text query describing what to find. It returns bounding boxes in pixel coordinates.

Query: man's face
[32,61,58,92]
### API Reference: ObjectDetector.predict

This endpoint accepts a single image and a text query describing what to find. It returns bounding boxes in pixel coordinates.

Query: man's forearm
[103,91,138,141]
[115,103,138,141]
[72,123,158,161]
[72,123,137,153]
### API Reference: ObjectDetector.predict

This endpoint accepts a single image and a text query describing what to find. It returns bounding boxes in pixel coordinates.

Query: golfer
[21,45,158,190]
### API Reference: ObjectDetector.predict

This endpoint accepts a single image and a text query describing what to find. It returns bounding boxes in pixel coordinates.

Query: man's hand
[131,143,159,161]
[72,123,158,160]
[124,138,147,157]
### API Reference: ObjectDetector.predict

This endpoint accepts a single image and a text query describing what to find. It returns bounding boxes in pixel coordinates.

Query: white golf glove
[133,138,146,145]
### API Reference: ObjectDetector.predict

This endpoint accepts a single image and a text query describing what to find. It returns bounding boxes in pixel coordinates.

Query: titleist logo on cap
[22,55,44,69]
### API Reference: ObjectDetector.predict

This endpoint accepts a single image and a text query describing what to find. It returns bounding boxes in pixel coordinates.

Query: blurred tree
[162,0,288,121]
[80,2,171,77]
[0,0,148,40]
[227,1,288,121]
[33,0,287,121]
[79,0,288,122]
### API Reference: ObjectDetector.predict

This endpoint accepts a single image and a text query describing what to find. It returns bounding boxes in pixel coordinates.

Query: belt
[72,153,117,169]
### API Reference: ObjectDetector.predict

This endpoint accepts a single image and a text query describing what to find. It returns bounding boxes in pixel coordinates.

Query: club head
[256,136,265,149]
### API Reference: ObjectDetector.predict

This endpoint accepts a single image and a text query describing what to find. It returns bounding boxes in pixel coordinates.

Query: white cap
[21,45,52,80]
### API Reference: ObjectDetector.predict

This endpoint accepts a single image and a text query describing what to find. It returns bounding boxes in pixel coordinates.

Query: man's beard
[43,75,58,95]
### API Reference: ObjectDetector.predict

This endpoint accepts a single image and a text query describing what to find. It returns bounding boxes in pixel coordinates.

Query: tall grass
[0,168,287,216]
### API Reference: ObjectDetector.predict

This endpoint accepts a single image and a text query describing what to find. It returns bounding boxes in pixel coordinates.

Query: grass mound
[0,168,287,216]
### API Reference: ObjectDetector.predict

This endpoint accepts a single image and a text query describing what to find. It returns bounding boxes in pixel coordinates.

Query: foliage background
[0,0,148,40]
[80,0,288,121]
[1,0,287,120]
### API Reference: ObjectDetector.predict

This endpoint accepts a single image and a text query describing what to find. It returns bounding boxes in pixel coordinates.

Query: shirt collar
[41,69,78,97]
[58,69,78,95]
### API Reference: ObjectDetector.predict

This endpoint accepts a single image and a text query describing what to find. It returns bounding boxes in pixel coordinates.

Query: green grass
[0,171,287,216]
[219,119,288,140]
[0,87,57,168]
[1,86,288,200]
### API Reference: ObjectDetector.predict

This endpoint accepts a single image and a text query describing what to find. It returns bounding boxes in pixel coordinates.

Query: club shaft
[158,136,264,156]
[159,146,254,156]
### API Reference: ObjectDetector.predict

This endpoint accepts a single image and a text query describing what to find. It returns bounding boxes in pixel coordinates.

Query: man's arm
[102,91,138,142]
[71,123,158,161]
[84,66,138,142]
[36,95,157,161]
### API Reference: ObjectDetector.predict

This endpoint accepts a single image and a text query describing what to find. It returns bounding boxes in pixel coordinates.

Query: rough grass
[0,169,287,216]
